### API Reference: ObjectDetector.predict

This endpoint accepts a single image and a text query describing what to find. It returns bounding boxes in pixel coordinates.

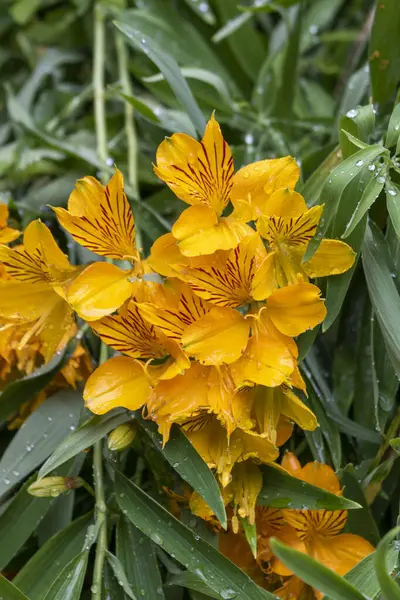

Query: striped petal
[155,114,234,215]
[53,169,137,260]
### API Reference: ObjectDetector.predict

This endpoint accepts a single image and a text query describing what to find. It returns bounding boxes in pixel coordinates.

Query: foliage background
[1,0,400,598]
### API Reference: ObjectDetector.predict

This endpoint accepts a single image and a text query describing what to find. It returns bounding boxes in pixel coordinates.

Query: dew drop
[368,164,376,171]
[346,108,358,118]
[355,160,364,167]
[220,590,238,599]
[377,176,385,184]
[388,188,397,196]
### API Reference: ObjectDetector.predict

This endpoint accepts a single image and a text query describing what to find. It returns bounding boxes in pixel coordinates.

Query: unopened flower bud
[107,422,137,451]
[28,476,84,498]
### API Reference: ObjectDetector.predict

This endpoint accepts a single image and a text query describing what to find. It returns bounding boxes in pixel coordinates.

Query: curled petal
[267,282,327,337]
[84,356,150,414]
[302,239,356,278]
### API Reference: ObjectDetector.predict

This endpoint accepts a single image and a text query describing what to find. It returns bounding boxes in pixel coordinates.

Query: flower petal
[84,355,150,414]
[280,386,318,431]
[178,215,253,257]
[310,533,374,576]
[149,233,189,277]
[261,188,308,218]
[39,296,74,363]
[251,251,278,300]
[258,205,323,248]
[231,157,300,220]
[91,300,166,359]
[154,114,234,214]
[67,262,133,320]
[181,306,250,365]
[267,282,327,336]
[302,239,356,278]
[53,169,136,260]
[230,334,294,388]
[181,234,267,307]
[0,281,56,320]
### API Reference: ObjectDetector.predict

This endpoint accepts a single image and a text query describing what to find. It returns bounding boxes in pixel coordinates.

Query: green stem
[114,29,143,252]
[373,406,400,470]
[92,438,107,600]
[93,3,108,176]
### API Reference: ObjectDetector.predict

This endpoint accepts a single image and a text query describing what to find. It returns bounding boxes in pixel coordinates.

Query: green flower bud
[28,476,84,498]
[107,422,137,451]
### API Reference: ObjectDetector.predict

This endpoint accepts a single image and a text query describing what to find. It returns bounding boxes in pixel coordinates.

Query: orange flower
[0,203,20,244]
[154,114,298,257]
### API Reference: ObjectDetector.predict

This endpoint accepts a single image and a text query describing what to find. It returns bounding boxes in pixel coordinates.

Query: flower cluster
[220,453,374,599]
[0,115,356,526]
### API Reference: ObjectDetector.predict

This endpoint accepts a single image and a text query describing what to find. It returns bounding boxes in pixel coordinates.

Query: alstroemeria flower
[255,188,356,290]
[0,203,20,244]
[154,114,298,257]
[53,169,151,321]
[83,299,190,415]
[173,235,326,387]
[279,453,374,578]
[0,220,78,361]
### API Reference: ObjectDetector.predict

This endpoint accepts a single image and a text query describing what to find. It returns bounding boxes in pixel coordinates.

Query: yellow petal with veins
[267,282,326,337]
[181,306,250,365]
[53,169,137,260]
[67,262,133,320]
[84,356,150,414]
[302,239,356,278]
[154,114,234,215]
[251,251,278,300]
[261,188,307,218]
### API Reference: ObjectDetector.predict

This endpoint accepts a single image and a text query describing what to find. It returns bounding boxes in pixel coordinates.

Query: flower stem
[93,2,108,177]
[92,438,107,600]
[373,406,400,470]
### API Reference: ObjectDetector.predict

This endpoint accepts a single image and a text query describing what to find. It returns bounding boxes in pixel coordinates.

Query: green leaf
[14,513,93,600]
[0,575,30,600]
[138,418,226,528]
[211,12,251,43]
[143,67,234,110]
[342,167,385,237]
[183,0,216,25]
[326,546,398,600]
[114,470,276,600]
[302,146,342,207]
[38,409,130,479]
[339,104,376,159]
[362,221,400,378]
[114,21,206,135]
[374,526,400,600]
[304,384,342,469]
[0,476,53,570]
[369,0,400,104]
[269,538,366,600]
[340,467,380,545]
[167,572,220,599]
[385,101,400,147]
[116,517,164,600]
[0,346,67,422]
[0,390,82,497]
[43,551,89,600]
[337,65,370,124]
[258,465,361,510]
[272,5,302,119]
[241,517,257,559]
[106,551,137,600]
[386,184,400,238]
[390,437,400,454]
[304,144,388,261]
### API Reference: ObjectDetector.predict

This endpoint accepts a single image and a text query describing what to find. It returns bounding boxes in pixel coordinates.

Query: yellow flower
[0,203,20,244]
[83,298,190,415]
[53,169,151,321]
[255,188,355,289]
[52,169,137,261]
[280,453,374,578]
[154,114,298,257]
[0,220,78,362]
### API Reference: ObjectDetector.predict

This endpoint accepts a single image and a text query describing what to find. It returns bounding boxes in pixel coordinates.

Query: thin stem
[114,29,143,252]
[92,437,107,600]
[373,406,400,470]
[93,3,108,177]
